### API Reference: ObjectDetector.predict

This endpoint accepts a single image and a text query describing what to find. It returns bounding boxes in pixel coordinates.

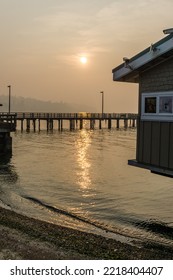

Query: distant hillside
[0,95,95,113]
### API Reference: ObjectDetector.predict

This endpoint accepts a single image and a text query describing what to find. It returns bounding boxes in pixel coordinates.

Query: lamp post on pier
[100,91,104,116]
[7,85,11,114]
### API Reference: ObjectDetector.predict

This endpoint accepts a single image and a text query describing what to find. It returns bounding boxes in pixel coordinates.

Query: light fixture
[150,43,159,52]
[163,28,173,34]
[123,57,133,70]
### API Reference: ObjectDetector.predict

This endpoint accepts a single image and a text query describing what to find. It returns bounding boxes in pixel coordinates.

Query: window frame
[141,92,173,121]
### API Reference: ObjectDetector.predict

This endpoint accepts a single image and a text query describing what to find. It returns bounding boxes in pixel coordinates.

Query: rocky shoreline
[0,206,173,260]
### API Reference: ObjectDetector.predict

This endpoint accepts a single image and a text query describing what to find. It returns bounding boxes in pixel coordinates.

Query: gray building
[112,29,173,177]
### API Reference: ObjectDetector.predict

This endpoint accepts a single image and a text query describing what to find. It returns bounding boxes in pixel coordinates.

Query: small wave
[135,220,173,239]
[23,196,129,238]
[23,196,173,249]
[23,196,117,232]
[0,197,11,210]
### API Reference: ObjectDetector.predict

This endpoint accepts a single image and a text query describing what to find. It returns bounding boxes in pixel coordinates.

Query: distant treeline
[0,95,94,113]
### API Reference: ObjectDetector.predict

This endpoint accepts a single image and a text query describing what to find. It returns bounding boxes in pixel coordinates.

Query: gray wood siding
[169,125,173,169]
[137,54,173,171]
[151,122,160,166]
[160,123,169,168]
[137,121,173,170]
[137,120,144,162]
[142,122,152,164]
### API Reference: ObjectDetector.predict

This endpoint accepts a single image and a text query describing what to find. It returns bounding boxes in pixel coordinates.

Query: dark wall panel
[169,123,173,169]
[137,120,173,170]
[160,123,170,168]
[137,120,144,162]
[142,122,152,164]
[151,122,160,166]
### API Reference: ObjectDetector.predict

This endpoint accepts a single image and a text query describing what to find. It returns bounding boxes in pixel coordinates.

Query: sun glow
[80,56,87,64]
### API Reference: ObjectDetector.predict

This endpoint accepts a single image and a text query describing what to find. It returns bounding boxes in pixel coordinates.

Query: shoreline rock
[0,206,173,260]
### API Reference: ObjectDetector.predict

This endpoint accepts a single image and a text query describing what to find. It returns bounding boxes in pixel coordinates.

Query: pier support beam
[99,120,102,129]
[132,119,135,127]
[80,119,83,130]
[76,119,78,129]
[124,119,128,128]
[108,119,111,129]
[21,120,24,132]
[47,119,53,131]
[50,120,53,130]
[33,120,36,132]
[47,120,49,131]
[61,120,63,130]
[26,119,30,132]
[116,119,119,129]
[58,120,61,131]
[70,120,75,130]
[38,119,41,131]
[90,120,95,129]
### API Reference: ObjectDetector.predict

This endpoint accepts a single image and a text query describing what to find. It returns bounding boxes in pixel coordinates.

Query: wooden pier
[13,112,138,132]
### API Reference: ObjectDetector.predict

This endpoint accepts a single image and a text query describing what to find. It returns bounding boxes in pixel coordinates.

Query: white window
[159,96,173,113]
[141,92,173,121]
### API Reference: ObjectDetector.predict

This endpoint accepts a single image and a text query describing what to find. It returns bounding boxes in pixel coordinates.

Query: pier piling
[99,120,102,129]
[80,119,83,130]
[108,119,111,129]
[116,119,119,129]
[26,119,30,132]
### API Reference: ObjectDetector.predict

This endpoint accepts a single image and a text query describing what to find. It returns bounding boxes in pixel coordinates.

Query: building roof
[112,32,173,83]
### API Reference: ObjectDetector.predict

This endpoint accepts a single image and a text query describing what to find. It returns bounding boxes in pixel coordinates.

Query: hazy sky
[1,0,173,112]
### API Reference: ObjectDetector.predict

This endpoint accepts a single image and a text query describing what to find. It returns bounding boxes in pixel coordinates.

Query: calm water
[1,121,173,247]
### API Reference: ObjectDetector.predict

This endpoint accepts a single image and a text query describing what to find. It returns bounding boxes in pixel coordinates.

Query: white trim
[141,92,173,121]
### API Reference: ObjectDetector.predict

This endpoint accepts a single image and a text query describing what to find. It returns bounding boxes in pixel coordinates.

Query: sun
[80,56,87,64]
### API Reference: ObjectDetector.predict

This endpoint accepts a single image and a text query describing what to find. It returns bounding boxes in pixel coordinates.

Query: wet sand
[0,206,173,260]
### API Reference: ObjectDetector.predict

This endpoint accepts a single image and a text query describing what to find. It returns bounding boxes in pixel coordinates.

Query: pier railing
[15,112,137,120]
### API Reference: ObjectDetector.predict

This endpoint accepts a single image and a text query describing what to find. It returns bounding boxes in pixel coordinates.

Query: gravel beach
[0,206,173,260]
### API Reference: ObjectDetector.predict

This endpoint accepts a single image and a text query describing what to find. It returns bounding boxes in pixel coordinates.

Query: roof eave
[112,34,173,83]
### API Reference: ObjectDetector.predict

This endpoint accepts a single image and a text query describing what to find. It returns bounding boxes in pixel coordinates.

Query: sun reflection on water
[75,128,92,190]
